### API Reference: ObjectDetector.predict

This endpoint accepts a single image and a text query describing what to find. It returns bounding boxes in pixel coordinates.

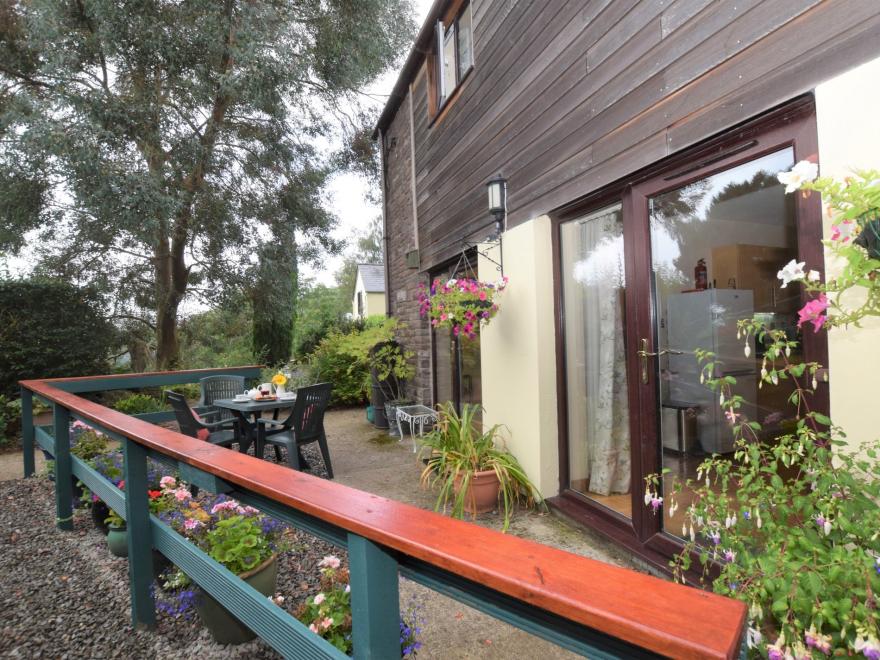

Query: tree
[0,278,117,396]
[0,0,415,368]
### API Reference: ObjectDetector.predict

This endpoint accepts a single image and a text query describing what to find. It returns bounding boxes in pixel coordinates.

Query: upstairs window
[433,1,473,113]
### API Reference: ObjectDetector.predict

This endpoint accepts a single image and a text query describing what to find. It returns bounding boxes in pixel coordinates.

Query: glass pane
[457,4,473,80]
[650,148,798,537]
[460,327,481,425]
[560,203,632,518]
[434,326,454,406]
[442,26,456,99]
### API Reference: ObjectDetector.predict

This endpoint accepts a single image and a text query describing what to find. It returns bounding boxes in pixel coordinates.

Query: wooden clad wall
[402,0,880,271]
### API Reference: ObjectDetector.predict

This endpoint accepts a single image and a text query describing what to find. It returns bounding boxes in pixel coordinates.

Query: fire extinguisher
[695,259,707,290]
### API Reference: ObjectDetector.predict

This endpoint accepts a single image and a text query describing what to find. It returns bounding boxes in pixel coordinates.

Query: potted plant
[418,276,508,339]
[368,340,415,437]
[166,493,290,645]
[295,554,425,657]
[420,402,540,531]
[104,507,128,557]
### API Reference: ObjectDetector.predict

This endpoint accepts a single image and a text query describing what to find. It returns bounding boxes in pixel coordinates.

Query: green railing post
[52,404,73,531]
[21,387,34,478]
[348,534,400,660]
[123,437,156,629]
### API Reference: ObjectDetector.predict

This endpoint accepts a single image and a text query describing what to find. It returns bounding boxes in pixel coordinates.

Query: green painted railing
[20,369,746,660]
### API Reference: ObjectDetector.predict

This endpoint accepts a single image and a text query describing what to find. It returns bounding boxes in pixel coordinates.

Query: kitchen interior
[651,149,803,535]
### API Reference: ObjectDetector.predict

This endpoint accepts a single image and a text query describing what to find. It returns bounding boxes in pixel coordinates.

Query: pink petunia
[797,294,829,332]
[830,219,855,243]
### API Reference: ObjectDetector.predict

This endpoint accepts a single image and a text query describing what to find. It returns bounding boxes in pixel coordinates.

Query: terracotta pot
[196,555,278,645]
[454,469,500,515]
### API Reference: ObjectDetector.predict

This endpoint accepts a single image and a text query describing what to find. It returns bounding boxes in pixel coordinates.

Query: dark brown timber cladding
[386,0,880,271]
[383,82,433,405]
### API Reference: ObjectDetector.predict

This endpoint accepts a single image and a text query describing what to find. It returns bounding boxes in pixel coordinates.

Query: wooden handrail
[21,376,745,659]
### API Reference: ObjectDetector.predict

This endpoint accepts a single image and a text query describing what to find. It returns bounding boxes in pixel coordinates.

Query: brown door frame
[549,95,826,570]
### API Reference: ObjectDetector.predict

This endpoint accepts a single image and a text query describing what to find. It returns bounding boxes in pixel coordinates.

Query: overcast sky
[305,0,434,286]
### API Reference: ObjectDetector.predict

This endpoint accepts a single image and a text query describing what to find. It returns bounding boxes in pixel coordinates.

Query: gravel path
[0,477,343,659]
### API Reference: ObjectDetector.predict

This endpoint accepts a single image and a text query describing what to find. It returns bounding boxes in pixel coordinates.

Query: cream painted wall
[352,273,387,319]
[478,216,560,498]
[815,56,880,448]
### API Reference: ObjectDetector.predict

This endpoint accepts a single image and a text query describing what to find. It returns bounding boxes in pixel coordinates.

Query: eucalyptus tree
[0,0,414,368]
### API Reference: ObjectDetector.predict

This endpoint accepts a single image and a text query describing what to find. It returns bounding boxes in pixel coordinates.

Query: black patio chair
[256,383,333,478]
[166,391,239,450]
[199,375,246,426]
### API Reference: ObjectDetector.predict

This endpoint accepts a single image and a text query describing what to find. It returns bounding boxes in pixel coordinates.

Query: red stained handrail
[22,376,745,659]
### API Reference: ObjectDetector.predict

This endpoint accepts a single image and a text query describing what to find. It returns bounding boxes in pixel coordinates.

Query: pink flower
[308,623,318,633]
[321,617,334,630]
[478,290,487,301]
[830,219,855,242]
[440,313,447,321]
[210,500,239,514]
[805,626,832,655]
[318,555,341,569]
[313,593,325,605]
[159,476,177,489]
[183,518,202,531]
[724,410,738,425]
[173,488,191,502]
[797,294,829,332]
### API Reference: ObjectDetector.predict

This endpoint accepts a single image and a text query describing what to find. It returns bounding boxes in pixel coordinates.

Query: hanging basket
[418,276,508,339]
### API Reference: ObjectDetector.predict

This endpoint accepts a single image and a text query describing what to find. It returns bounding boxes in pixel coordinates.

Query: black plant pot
[854,217,880,259]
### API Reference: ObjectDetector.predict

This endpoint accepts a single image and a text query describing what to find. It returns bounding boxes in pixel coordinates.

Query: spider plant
[419,402,541,531]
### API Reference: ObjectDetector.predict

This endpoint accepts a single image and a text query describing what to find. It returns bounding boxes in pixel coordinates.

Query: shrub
[0,279,117,397]
[308,318,409,406]
[0,396,21,449]
[113,393,167,415]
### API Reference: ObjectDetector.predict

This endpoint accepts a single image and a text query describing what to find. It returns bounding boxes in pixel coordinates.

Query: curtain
[573,211,631,496]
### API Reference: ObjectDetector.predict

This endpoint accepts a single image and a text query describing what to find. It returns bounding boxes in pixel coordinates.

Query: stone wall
[382,92,432,405]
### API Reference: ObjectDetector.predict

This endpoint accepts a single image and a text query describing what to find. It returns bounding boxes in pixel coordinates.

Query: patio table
[213,396,296,459]
[395,404,437,453]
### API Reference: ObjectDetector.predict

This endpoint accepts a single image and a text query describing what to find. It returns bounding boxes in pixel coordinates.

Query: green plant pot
[196,555,278,645]
[106,525,128,557]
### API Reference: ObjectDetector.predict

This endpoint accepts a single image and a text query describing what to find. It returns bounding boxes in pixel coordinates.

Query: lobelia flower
[777,259,807,288]
[777,160,818,194]
[797,294,829,333]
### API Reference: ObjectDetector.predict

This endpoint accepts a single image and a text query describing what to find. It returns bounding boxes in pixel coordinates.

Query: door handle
[637,339,684,384]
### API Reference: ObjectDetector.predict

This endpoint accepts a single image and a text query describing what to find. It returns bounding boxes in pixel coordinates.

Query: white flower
[777,160,818,193]
[777,259,806,288]
[807,269,820,282]
[743,342,751,358]
[823,519,832,536]
[644,489,652,506]
[446,279,457,287]
[746,626,763,649]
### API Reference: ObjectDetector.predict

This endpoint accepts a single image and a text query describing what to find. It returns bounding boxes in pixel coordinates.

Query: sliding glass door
[555,101,826,559]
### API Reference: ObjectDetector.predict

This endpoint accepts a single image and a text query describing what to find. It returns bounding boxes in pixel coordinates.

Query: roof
[372,0,448,139]
[357,263,386,293]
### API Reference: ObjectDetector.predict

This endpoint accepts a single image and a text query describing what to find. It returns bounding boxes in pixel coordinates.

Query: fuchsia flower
[830,219,856,242]
[805,626,832,655]
[797,294,829,332]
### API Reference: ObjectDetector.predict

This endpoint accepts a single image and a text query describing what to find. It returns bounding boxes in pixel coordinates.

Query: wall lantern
[486,174,507,236]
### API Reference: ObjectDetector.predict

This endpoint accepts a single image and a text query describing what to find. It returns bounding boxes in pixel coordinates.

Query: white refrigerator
[664,289,756,455]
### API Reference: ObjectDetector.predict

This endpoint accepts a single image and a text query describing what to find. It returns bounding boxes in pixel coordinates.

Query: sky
[304,0,435,286]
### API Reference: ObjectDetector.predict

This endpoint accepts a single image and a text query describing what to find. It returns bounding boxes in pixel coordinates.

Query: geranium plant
[418,276,508,339]
[643,166,880,659]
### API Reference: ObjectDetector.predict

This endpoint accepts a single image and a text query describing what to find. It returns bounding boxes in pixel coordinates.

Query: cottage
[374,0,880,570]
[352,263,387,320]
